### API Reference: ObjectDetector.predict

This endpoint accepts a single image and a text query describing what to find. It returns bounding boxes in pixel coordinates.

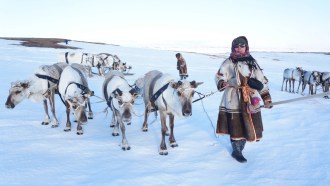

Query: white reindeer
[141,70,203,155]
[5,63,68,127]
[301,71,321,95]
[58,52,103,77]
[58,64,94,135]
[281,67,304,93]
[102,70,138,150]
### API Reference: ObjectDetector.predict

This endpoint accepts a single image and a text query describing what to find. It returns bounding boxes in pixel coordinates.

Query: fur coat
[214,57,271,142]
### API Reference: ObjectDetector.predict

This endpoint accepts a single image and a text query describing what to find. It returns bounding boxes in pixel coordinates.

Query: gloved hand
[263,98,273,109]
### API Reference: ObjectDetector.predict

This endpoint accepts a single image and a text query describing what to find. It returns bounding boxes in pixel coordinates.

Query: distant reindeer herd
[281,67,330,97]
[58,52,132,77]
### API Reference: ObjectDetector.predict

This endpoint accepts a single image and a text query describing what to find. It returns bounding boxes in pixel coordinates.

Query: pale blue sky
[1,0,329,52]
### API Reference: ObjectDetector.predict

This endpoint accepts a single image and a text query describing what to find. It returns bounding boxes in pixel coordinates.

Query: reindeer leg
[169,114,178,147]
[87,97,93,119]
[49,91,59,128]
[64,102,72,132]
[281,78,285,91]
[285,79,288,91]
[88,66,92,78]
[301,81,306,95]
[119,117,130,150]
[292,80,295,93]
[296,81,301,93]
[142,106,149,132]
[159,111,168,155]
[110,110,116,127]
[76,120,83,135]
[42,99,51,125]
[101,66,105,77]
[288,79,292,92]
[314,84,317,95]
[112,110,120,136]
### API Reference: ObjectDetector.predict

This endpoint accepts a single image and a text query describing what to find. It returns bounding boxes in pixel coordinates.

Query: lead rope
[195,91,219,139]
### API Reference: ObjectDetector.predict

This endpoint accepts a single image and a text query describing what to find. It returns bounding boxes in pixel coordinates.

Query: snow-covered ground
[1,39,330,185]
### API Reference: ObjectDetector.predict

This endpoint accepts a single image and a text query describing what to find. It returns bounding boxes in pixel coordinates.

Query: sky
[1,0,330,52]
[1,38,330,185]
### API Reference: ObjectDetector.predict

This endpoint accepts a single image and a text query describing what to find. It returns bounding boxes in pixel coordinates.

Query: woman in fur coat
[214,36,273,163]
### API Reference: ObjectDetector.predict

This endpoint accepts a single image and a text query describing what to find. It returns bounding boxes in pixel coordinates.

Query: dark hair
[175,53,181,58]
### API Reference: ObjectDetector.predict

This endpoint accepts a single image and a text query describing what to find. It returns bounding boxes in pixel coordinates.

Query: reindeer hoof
[170,143,178,148]
[127,122,131,125]
[112,133,119,136]
[110,124,115,128]
[77,131,83,135]
[41,122,49,125]
[142,128,148,132]
[51,124,58,128]
[122,146,131,151]
[64,127,71,132]
[159,150,168,156]
[88,112,93,119]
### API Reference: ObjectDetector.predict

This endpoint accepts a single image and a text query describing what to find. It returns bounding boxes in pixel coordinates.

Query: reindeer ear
[170,82,178,89]
[129,88,137,96]
[190,81,203,88]
[112,88,122,98]
[21,81,30,89]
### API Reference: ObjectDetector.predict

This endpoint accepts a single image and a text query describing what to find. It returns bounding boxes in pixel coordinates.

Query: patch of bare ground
[0,37,110,49]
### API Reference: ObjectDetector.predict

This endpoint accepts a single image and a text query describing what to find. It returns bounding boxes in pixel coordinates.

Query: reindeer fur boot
[231,139,247,163]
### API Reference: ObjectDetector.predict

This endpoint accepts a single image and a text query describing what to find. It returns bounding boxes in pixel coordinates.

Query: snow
[1,39,330,185]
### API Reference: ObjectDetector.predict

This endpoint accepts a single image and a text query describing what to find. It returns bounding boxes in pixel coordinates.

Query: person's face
[234,43,246,54]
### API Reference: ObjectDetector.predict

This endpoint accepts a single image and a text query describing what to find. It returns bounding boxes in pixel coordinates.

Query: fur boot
[231,139,247,163]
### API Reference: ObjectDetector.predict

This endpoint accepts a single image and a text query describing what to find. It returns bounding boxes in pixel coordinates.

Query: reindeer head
[312,71,321,85]
[67,95,88,124]
[5,81,31,109]
[111,88,138,123]
[171,80,203,117]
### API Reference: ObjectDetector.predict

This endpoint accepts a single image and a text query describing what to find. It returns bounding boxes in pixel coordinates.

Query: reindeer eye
[15,90,21,94]
[177,91,182,96]
[131,100,135,104]
[118,100,123,105]
[72,105,77,109]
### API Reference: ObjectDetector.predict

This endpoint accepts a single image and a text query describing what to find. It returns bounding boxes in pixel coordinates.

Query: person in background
[176,53,188,80]
[214,36,273,163]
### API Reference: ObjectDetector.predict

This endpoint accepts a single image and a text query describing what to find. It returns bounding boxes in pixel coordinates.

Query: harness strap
[103,75,115,109]
[64,82,89,95]
[150,82,170,103]
[65,52,69,63]
[35,74,59,84]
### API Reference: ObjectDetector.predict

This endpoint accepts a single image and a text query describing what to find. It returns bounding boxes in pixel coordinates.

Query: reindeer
[141,70,203,155]
[111,55,132,73]
[102,70,138,150]
[281,67,304,93]
[58,64,94,135]
[58,52,104,77]
[301,71,321,95]
[320,72,330,98]
[5,63,68,127]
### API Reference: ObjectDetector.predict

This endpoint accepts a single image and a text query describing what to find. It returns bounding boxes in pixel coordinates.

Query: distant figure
[175,53,188,80]
[64,39,69,45]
